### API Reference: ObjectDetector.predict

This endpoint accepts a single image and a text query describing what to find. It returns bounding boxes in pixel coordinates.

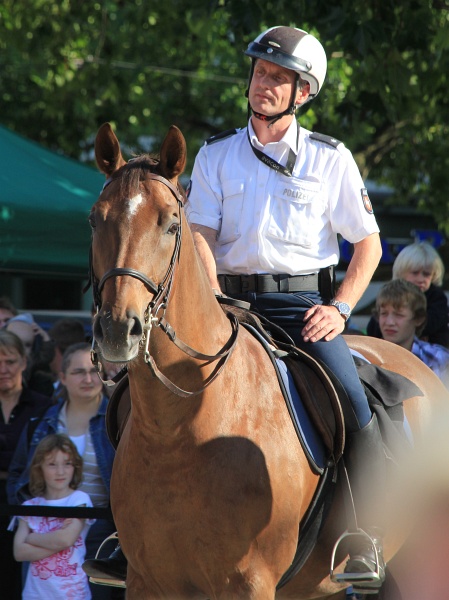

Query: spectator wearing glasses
[7,343,118,600]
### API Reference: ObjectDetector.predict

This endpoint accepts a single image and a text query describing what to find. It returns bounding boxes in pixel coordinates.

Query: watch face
[331,300,351,317]
[339,302,351,315]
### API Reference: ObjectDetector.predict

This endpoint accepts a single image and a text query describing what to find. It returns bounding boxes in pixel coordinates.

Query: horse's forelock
[112,155,160,200]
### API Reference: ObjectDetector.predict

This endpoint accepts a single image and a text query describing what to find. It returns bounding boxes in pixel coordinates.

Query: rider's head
[245,26,327,126]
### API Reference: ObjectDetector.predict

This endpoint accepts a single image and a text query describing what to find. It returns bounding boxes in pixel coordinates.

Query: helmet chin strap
[251,104,297,128]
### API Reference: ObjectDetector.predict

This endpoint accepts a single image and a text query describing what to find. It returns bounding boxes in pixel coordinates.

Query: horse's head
[89,123,187,363]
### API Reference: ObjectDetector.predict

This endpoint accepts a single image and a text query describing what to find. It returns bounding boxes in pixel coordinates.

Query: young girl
[368,241,449,346]
[12,434,94,600]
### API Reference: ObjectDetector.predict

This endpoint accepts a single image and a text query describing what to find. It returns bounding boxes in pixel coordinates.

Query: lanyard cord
[246,121,299,178]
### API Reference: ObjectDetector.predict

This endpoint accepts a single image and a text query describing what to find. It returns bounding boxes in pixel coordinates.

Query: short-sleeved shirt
[19,490,94,600]
[186,119,379,275]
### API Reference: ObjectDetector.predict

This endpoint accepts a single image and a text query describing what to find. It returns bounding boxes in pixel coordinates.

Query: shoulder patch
[206,128,240,145]
[309,132,343,149]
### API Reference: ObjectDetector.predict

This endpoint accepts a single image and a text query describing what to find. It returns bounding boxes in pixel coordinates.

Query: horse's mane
[111,154,160,198]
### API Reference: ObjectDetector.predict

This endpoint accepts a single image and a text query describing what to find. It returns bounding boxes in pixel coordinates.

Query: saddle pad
[275,358,327,473]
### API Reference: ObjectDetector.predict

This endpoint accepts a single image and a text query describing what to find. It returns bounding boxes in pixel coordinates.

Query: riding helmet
[245,26,327,99]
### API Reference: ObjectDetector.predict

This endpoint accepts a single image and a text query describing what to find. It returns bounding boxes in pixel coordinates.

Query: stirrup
[330,529,383,591]
[88,532,126,589]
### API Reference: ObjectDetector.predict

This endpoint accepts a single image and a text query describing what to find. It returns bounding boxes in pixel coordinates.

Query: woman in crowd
[0,330,53,600]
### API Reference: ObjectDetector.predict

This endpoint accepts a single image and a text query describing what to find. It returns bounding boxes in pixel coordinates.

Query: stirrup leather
[88,532,127,589]
[330,529,383,588]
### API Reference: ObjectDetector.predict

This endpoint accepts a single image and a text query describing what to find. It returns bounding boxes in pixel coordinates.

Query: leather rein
[87,170,239,398]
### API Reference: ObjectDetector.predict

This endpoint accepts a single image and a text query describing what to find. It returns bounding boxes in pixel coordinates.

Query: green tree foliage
[1,0,448,229]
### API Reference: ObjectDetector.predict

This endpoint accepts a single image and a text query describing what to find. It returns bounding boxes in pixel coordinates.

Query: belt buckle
[240,274,256,293]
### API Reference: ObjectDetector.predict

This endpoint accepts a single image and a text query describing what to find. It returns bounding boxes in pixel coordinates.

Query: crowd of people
[0,303,123,600]
[1,21,449,600]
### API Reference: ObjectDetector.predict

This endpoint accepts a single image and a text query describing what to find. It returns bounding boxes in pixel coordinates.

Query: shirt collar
[247,118,299,153]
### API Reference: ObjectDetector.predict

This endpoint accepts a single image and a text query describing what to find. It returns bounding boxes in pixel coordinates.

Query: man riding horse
[84,25,386,595]
[186,25,385,594]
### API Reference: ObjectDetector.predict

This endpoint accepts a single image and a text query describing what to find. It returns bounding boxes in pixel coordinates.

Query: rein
[88,168,239,396]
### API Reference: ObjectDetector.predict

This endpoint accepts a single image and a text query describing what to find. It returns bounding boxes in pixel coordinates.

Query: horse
[89,122,448,600]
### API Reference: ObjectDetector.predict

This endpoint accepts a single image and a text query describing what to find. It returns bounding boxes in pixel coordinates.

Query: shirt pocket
[267,178,324,248]
[218,179,245,245]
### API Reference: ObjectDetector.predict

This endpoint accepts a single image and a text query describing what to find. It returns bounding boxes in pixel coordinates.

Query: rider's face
[248,59,309,117]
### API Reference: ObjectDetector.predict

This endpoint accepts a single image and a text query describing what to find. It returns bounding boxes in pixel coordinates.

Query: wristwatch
[330,299,352,321]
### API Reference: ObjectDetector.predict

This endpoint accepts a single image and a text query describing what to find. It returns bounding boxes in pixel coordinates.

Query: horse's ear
[95,123,127,177]
[159,126,187,180]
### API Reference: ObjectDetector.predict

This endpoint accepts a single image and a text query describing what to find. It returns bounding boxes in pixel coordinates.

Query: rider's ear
[159,126,187,180]
[295,81,310,106]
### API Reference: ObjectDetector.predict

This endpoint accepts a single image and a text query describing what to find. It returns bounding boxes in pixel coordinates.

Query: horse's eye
[167,222,180,235]
[88,213,96,230]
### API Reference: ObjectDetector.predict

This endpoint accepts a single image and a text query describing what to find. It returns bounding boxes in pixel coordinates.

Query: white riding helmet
[245,26,327,99]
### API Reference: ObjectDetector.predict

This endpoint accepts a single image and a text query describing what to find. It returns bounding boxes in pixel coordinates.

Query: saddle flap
[283,352,346,462]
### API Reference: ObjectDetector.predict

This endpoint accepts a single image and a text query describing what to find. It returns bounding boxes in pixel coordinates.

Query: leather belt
[218,273,319,294]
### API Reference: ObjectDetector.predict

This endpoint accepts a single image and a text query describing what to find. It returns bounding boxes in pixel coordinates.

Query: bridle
[86,168,239,397]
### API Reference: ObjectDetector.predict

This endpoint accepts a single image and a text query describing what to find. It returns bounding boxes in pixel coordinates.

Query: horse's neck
[126,234,231,434]
[174,224,231,343]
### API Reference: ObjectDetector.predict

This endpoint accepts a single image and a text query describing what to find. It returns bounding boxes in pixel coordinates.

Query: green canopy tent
[0,125,105,278]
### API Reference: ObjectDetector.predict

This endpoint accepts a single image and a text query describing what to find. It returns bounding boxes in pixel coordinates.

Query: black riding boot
[82,540,127,587]
[343,414,386,593]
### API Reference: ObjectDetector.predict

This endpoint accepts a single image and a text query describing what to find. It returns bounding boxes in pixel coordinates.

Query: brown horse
[89,122,447,600]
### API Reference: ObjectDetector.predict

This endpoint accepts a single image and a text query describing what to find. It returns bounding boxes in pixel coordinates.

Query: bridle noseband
[87,167,239,397]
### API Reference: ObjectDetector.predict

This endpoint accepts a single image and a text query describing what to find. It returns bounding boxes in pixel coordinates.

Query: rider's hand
[301,304,346,342]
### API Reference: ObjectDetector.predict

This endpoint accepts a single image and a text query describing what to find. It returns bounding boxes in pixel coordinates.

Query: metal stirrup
[330,529,383,586]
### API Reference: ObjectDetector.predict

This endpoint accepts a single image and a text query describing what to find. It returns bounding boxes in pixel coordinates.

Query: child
[12,434,95,600]
[375,279,449,387]
[368,242,449,347]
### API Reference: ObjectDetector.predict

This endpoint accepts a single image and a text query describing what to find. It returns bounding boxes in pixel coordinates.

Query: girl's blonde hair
[392,242,445,286]
[29,434,83,497]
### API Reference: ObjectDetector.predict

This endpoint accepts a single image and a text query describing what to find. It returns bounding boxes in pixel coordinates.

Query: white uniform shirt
[186,118,379,276]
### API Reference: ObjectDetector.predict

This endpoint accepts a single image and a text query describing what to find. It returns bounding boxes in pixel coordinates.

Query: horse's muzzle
[93,310,143,362]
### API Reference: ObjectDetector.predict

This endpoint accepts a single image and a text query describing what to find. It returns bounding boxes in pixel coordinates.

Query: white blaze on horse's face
[127,192,144,217]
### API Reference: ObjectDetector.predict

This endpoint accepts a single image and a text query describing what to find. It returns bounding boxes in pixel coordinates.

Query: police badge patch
[361,187,373,214]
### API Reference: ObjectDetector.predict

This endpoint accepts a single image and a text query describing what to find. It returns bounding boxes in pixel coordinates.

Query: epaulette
[309,132,343,149]
[206,128,240,145]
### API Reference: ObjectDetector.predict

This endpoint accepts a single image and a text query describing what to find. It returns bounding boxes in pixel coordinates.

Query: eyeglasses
[67,368,100,379]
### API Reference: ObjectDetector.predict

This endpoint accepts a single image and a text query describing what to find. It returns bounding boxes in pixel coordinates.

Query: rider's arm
[190,224,221,291]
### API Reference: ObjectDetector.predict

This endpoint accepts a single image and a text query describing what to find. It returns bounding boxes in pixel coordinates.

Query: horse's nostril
[93,316,104,342]
[129,317,143,338]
